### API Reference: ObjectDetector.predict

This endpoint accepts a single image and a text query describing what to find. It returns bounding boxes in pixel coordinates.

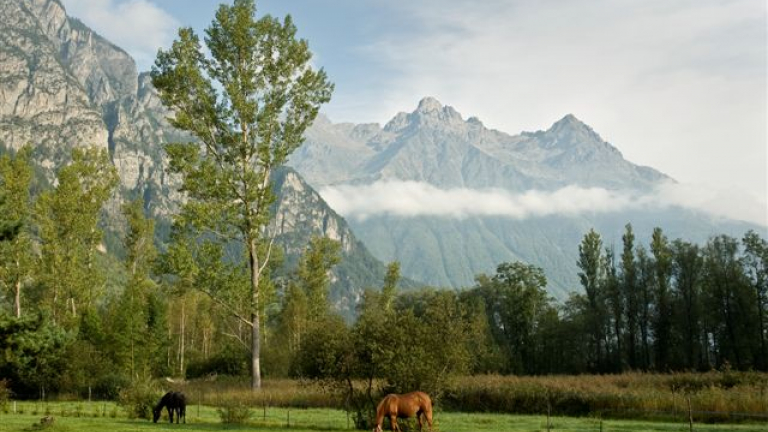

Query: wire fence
[3,396,768,431]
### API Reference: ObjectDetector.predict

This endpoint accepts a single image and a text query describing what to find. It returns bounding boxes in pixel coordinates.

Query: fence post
[287,409,290,428]
[687,396,694,432]
[546,397,552,431]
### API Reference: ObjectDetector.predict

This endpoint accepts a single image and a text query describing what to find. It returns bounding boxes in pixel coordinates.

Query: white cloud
[63,0,179,70]
[319,180,768,227]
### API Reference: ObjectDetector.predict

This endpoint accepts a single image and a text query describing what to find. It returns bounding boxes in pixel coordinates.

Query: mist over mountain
[289,97,759,297]
[1,0,759,302]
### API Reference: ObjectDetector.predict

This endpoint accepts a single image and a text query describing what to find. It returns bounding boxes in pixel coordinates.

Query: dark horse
[373,391,433,432]
[153,391,186,424]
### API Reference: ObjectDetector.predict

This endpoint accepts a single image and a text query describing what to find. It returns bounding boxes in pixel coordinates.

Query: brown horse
[373,391,433,432]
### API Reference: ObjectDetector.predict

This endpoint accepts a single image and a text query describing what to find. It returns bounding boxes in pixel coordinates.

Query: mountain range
[1,0,760,304]
[290,98,758,297]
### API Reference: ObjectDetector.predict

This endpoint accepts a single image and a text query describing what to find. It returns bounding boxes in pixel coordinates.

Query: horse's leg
[390,414,398,432]
[167,407,173,423]
[417,412,424,431]
[426,409,433,432]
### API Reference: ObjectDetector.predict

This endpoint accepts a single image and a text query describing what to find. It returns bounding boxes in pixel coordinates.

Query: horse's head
[152,406,161,423]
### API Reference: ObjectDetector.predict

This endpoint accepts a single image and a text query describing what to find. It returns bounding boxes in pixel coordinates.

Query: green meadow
[1,402,766,432]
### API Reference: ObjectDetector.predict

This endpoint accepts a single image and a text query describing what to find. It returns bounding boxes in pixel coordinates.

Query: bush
[93,373,130,400]
[118,380,160,419]
[186,347,249,379]
[216,400,253,424]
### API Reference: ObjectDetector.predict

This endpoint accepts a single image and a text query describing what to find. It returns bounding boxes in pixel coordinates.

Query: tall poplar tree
[151,0,333,389]
[577,229,606,370]
[651,227,673,370]
[0,148,33,317]
[742,230,767,369]
[36,147,118,325]
[621,223,639,369]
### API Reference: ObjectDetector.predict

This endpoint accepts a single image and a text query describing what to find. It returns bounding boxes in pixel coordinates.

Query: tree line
[1,144,767,400]
[2,0,767,407]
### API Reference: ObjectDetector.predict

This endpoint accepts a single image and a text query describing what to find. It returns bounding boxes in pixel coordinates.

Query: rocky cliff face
[0,0,397,315]
[0,0,168,200]
[0,0,107,174]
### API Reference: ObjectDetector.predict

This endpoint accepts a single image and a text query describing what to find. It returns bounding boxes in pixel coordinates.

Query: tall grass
[169,377,340,409]
[441,372,768,422]
[72,372,768,423]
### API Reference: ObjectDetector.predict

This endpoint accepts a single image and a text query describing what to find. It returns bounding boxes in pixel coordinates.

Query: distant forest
[1,146,766,400]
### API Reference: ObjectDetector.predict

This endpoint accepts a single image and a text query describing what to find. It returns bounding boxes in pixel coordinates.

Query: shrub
[118,380,160,419]
[216,400,253,424]
[186,347,249,379]
[93,373,131,400]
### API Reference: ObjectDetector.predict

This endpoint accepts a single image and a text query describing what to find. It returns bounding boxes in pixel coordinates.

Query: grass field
[1,402,766,432]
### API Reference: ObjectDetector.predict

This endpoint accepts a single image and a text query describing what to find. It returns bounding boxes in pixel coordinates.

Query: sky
[62,0,767,226]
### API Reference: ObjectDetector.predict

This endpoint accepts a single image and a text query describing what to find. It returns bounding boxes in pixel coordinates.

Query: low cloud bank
[319,180,767,226]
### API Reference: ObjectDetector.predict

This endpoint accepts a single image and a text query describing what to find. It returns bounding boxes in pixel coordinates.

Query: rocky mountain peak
[543,113,611,150]
[416,96,444,112]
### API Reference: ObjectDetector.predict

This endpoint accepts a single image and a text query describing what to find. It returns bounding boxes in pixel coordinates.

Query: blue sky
[62,0,767,226]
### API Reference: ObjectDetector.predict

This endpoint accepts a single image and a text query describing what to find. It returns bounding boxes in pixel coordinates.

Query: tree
[35,147,118,325]
[151,0,333,389]
[603,246,623,371]
[113,198,165,380]
[636,246,654,369]
[297,236,341,322]
[702,235,755,368]
[577,229,606,370]
[473,262,550,374]
[0,312,71,397]
[621,223,639,369]
[380,262,400,312]
[742,230,768,370]
[650,227,672,370]
[670,240,704,369]
[0,148,33,317]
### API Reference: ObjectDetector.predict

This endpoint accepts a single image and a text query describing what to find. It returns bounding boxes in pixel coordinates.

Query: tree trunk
[179,298,186,376]
[14,278,21,318]
[249,240,262,390]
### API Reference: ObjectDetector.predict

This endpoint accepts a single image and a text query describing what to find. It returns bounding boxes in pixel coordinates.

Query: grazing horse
[373,391,433,432]
[152,391,186,424]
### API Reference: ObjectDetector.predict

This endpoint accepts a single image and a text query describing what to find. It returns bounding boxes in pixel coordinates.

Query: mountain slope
[0,0,401,315]
[288,97,759,297]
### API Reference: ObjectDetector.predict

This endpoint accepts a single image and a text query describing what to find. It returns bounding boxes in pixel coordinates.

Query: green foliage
[0,312,72,397]
[186,345,249,379]
[117,379,159,420]
[468,262,552,374]
[91,374,130,401]
[0,147,33,317]
[152,0,332,389]
[216,400,253,424]
[298,236,341,321]
[35,147,118,326]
